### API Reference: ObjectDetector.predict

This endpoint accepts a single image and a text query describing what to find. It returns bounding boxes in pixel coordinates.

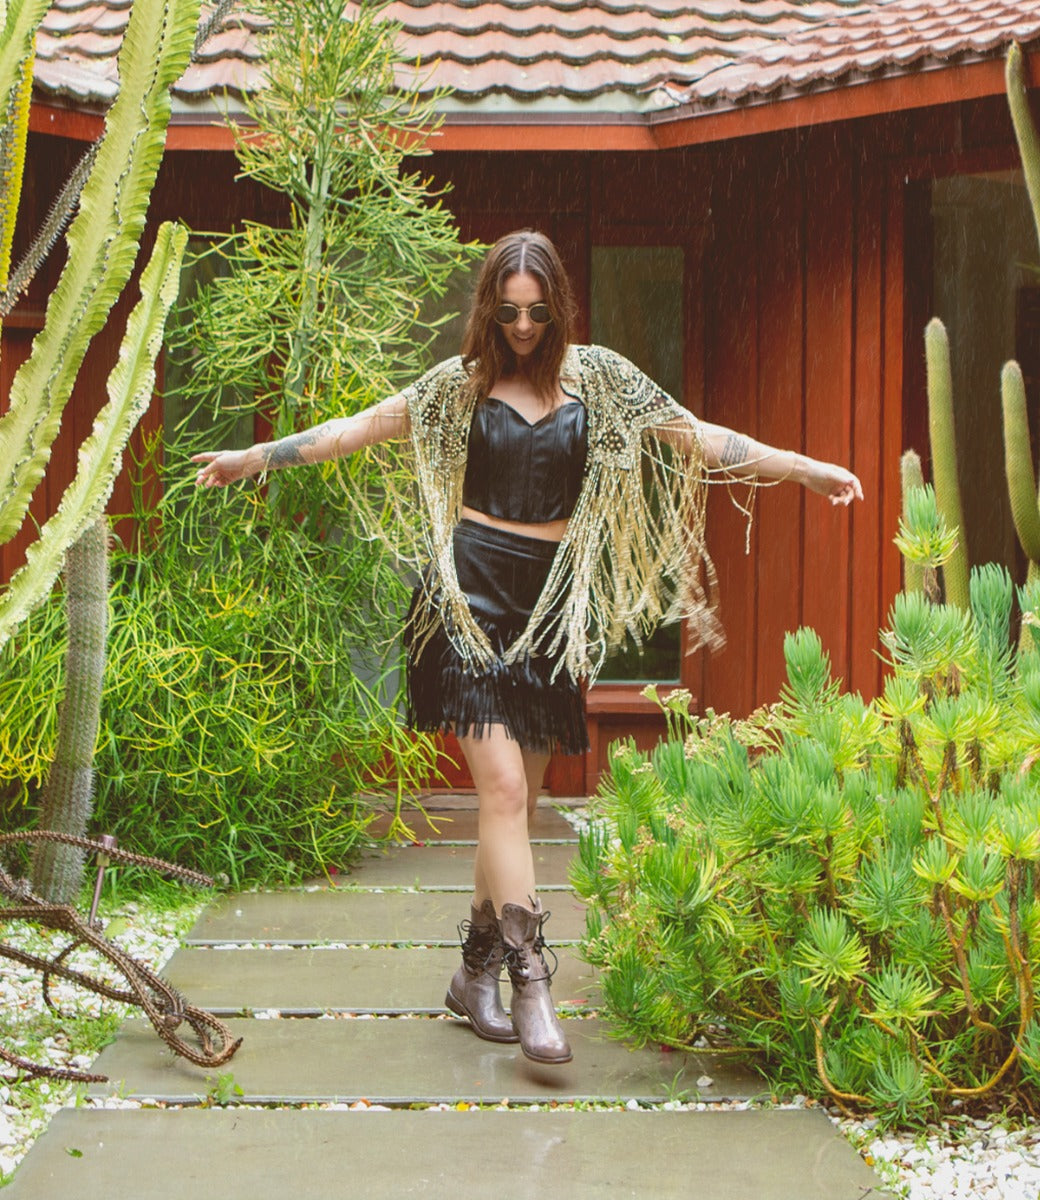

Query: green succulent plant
[0,0,200,649]
[576,546,1040,1124]
[0,0,202,897]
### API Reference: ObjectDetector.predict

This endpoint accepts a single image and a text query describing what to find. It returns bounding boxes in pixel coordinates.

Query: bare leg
[470,741,550,906]
[458,727,571,1064]
[461,726,536,911]
[521,747,551,825]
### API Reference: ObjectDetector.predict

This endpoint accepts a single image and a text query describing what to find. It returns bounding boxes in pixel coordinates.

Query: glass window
[591,245,684,682]
[162,238,254,453]
[930,171,1038,577]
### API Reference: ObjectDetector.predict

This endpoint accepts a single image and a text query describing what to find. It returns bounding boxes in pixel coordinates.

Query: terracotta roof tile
[30,0,1040,117]
[668,0,1040,105]
[42,3,129,34]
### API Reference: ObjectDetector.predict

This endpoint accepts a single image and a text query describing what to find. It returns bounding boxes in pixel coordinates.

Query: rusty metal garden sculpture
[0,830,241,1083]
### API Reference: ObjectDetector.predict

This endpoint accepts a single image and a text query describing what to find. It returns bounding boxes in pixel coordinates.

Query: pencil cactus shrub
[31,517,109,902]
[0,0,475,879]
[575,490,1040,1127]
[68,0,480,875]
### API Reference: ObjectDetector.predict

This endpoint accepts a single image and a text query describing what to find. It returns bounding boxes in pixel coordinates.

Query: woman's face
[498,271,550,360]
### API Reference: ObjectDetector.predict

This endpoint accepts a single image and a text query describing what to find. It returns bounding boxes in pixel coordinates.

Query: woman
[194,230,863,1066]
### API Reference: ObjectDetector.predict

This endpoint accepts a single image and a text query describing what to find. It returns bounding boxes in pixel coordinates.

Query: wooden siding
[0,123,930,713]
[389,129,907,724]
[7,89,1036,791]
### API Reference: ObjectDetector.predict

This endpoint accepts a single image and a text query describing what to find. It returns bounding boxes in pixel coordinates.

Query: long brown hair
[460,230,577,405]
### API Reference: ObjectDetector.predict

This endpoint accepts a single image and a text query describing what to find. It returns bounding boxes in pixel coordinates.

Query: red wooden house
[13,0,1040,793]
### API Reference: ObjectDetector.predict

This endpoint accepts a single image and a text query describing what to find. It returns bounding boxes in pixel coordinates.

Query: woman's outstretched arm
[192,393,409,489]
[696,420,864,507]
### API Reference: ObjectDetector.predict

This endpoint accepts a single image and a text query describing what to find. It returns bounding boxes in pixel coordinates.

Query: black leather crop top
[462,396,588,523]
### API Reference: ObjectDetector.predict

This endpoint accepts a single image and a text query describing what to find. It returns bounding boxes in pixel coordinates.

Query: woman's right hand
[799,457,864,506]
[191,449,257,489]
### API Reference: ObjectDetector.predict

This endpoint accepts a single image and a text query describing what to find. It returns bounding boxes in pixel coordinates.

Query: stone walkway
[6,797,887,1198]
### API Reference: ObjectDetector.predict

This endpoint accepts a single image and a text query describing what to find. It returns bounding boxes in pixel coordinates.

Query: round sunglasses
[493,302,552,326]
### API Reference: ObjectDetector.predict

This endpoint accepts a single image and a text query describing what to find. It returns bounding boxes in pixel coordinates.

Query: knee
[479,765,529,821]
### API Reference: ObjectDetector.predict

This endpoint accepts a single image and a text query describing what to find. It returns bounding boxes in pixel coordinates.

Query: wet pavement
[4,797,888,1198]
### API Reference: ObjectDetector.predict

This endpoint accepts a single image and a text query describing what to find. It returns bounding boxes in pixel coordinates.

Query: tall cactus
[1001,360,1040,578]
[899,450,927,596]
[20,218,186,897]
[1001,44,1040,602]
[923,317,970,609]
[31,517,108,902]
[1007,43,1040,260]
[0,0,198,897]
[0,221,188,650]
[0,0,200,651]
[0,6,40,291]
[912,46,1040,618]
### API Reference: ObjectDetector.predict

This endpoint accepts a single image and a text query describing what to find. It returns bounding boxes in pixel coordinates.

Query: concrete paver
[162,945,600,1014]
[6,791,888,1198]
[84,1017,764,1105]
[365,803,576,842]
[5,1108,886,1200]
[186,889,588,945]
[338,842,576,889]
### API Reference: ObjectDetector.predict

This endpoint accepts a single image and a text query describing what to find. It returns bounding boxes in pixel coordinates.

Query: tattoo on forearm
[264,422,333,470]
[720,433,751,468]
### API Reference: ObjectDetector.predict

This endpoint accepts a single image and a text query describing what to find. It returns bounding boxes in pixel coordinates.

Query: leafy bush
[0,481,436,885]
[575,558,1040,1126]
[0,0,471,886]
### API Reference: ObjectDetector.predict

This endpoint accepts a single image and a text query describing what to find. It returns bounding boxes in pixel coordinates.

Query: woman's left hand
[802,459,864,506]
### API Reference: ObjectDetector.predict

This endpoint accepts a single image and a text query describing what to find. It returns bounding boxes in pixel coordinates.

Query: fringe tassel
[406,610,588,757]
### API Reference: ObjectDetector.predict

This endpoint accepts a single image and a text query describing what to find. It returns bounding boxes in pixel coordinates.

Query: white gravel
[841,1115,1040,1200]
[0,896,204,1183]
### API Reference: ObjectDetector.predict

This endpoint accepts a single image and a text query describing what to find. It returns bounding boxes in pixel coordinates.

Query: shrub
[0,483,438,886]
[575,561,1040,1126]
[0,0,470,885]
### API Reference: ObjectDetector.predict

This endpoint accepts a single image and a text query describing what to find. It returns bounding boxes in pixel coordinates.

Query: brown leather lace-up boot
[445,900,519,1043]
[500,899,573,1065]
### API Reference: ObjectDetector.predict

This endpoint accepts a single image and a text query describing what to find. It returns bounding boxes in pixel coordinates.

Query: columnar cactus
[0,0,200,896]
[0,5,40,290]
[1001,361,1040,578]
[0,0,200,652]
[923,318,970,610]
[31,517,109,902]
[899,450,926,596]
[1001,44,1040,606]
[1006,44,1040,259]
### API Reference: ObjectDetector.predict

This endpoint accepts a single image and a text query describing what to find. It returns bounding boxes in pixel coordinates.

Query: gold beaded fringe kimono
[353,343,728,685]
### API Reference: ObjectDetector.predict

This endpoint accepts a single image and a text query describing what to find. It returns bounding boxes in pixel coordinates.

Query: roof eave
[28,46,1040,153]
[649,49,1038,148]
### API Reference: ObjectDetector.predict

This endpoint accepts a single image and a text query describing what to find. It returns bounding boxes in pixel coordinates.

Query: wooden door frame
[576,218,706,795]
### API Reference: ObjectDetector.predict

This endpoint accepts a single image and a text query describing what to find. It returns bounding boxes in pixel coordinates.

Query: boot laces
[458,918,500,974]
[502,910,559,983]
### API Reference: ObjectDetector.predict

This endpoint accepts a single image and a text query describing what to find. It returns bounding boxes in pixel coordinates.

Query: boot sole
[517,1044,574,1065]
[445,989,521,1044]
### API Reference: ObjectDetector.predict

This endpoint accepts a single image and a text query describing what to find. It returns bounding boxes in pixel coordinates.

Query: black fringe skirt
[405,519,589,756]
